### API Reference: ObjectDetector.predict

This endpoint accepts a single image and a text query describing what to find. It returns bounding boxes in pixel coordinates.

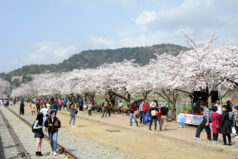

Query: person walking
[108,102,112,117]
[149,101,158,131]
[88,101,93,116]
[69,103,78,128]
[194,102,211,140]
[220,105,232,145]
[33,112,44,156]
[101,98,109,118]
[36,99,41,113]
[129,101,139,127]
[139,101,144,125]
[31,102,36,115]
[50,101,58,113]
[233,106,238,139]
[142,99,150,124]
[160,104,169,131]
[45,111,61,156]
[211,106,221,143]
[19,100,25,115]
[40,104,50,125]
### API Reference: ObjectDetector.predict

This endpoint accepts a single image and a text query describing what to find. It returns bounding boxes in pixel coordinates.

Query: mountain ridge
[0,43,188,88]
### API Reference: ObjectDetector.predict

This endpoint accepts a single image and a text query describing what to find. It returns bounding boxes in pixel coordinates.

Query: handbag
[151,110,157,117]
[134,110,139,116]
[145,113,151,123]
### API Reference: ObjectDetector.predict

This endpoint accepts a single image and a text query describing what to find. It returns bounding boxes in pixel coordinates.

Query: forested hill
[0,43,188,87]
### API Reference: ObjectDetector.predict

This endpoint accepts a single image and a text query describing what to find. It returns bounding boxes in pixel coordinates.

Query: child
[220,105,232,145]
[31,102,36,115]
[211,106,221,143]
[233,106,238,139]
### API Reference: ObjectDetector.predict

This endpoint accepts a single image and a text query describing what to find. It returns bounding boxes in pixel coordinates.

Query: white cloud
[132,10,157,25]
[26,41,78,64]
[114,0,238,48]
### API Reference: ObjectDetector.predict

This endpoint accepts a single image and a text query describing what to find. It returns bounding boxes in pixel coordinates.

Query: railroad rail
[6,108,78,159]
[0,109,31,159]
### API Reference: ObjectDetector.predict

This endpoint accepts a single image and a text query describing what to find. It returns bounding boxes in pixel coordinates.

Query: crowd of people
[4,95,238,156]
[129,99,169,131]
[194,99,238,146]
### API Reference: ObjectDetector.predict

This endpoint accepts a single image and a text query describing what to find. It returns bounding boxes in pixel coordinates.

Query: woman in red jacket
[143,99,150,125]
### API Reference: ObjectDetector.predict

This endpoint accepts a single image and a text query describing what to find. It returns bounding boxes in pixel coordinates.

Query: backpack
[32,121,37,133]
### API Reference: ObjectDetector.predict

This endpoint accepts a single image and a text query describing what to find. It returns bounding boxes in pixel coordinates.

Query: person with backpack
[149,101,158,131]
[44,111,61,156]
[220,105,232,145]
[101,98,109,118]
[33,112,44,156]
[194,102,211,140]
[69,103,78,128]
[19,100,25,115]
[129,101,139,127]
[211,106,221,143]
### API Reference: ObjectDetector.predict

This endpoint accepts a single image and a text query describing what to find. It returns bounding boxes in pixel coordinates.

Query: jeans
[149,116,158,130]
[48,132,58,152]
[142,112,147,124]
[130,113,138,126]
[69,114,75,126]
[108,109,111,117]
[195,118,211,140]
[139,111,144,124]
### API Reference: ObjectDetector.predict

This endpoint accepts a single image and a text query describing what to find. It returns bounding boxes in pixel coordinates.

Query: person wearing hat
[149,100,159,131]
[220,105,232,145]
[194,102,211,140]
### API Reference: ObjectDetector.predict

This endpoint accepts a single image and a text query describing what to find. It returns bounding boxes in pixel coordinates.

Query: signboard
[177,113,203,125]
[231,94,238,107]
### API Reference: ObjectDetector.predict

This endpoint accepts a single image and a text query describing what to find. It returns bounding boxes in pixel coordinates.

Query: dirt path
[57,113,237,159]
[18,104,238,159]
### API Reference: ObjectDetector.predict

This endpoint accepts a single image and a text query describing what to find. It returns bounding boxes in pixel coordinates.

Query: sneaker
[73,125,76,128]
[193,137,200,140]
[50,151,54,155]
[213,141,219,144]
[53,152,57,156]
[68,125,70,128]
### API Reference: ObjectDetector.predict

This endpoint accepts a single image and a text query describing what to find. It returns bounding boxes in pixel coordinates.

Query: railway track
[0,109,30,159]
[1,107,78,159]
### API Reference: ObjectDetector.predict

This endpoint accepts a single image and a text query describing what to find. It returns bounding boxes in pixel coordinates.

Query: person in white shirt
[118,101,123,108]
[214,99,222,115]
[40,104,50,125]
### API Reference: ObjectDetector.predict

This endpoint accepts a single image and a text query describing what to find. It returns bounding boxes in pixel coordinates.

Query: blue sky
[0,0,238,73]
